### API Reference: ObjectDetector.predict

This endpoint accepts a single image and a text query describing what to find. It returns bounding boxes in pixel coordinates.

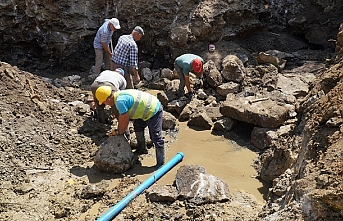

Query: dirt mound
[0,61,100,220]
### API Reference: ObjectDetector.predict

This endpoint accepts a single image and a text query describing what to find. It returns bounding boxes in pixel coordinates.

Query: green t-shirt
[175,54,203,76]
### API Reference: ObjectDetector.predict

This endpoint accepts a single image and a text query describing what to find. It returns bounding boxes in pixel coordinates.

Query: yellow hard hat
[95,86,112,105]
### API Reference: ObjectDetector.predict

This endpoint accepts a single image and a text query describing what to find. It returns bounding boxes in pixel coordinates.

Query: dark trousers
[133,107,164,149]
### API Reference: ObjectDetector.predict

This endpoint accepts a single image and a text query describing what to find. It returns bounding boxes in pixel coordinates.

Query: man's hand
[134,74,140,84]
[132,68,141,84]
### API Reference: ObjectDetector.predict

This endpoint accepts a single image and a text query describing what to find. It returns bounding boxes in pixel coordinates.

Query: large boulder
[221,55,246,83]
[175,165,231,205]
[94,135,134,173]
[220,93,290,128]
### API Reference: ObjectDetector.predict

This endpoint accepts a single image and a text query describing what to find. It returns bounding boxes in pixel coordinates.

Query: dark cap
[133,26,144,35]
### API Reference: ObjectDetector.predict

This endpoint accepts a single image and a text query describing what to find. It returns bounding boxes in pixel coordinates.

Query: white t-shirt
[95,70,127,90]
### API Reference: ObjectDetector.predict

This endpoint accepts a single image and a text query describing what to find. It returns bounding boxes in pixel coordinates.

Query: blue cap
[115,68,125,76]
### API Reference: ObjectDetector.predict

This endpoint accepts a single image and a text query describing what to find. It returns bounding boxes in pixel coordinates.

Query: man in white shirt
[91,68,126,124]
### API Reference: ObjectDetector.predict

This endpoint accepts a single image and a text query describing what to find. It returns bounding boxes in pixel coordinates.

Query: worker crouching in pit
[91,68,127,125]
[95,86,165,169]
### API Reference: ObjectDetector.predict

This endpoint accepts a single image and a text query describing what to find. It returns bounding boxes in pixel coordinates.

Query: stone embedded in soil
[146,184,179,202]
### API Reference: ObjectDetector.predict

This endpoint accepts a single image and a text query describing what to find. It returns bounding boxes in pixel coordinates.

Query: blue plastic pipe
[97,152,184,221]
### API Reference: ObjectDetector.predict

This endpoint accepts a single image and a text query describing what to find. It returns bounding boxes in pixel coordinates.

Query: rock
[196,89,208,100]
[178,103,192,121]
[165,79,180,95]
[53,75,82,88]
[149,78,171,90]
[204,60,222,88]
[94,135,134,173]
[213,117,235,132]
[146,184,178,202]
[162,111,177,130]
[272,169,292,196]
[204,95,217,106]
[81,184,105,199]
[326,117,343,127]
[167,99,188,114]
[220,94,290,128]
[277,74,310,98]
[157,90,178,108]
[15,183,35,194]
[175,165,231,205]
[256,52,286,71]
[178,99,205,121]
[221,55,246,83]
[161,68,175,80]
[201,106,223,122]
[141,67,154,81]
[257,148,296,183]
[251,127,272,150]
[216,82,240,96]
[265,50,294,60]
[187,111,213,130]
[251,125,295,150]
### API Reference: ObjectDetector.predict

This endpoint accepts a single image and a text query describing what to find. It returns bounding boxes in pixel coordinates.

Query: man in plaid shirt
[111,26,144,89]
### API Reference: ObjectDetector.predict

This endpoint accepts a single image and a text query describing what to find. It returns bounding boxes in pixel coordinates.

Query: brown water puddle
[135,121,268,202]
[78,121,267,220]
[78,90,269,219]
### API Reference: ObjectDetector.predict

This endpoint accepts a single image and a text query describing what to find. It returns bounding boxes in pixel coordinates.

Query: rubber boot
[135,131,148,154]
[155,147,165,169]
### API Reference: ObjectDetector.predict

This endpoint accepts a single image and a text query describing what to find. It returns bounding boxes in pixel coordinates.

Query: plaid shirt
[112,34,138,69]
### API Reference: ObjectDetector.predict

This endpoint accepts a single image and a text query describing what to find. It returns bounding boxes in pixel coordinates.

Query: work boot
[135,131,148,154]
[155,147,165,169]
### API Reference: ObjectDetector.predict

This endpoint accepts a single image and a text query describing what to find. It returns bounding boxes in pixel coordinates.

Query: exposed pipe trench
[96,152,185,221]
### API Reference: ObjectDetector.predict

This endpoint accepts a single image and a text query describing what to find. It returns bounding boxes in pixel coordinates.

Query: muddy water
[78,90,268,220]
[134,122,268,202]
[78,122,267,220]
[137,90,269,202]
